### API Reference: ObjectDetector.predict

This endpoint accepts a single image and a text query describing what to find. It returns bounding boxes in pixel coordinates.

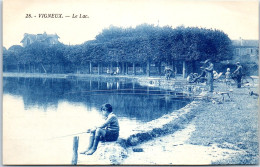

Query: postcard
[2,0,259,165]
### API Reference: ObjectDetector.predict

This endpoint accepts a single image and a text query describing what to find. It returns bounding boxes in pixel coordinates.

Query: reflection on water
[3,77,191,165]
[3,77,190,122]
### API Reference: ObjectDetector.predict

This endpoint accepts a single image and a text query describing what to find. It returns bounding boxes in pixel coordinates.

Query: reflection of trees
[3,77,71,110]
[110,95,189,122]
[3,78,190,121]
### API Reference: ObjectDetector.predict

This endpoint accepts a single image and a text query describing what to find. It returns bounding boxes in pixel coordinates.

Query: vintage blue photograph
[2,0,259,165]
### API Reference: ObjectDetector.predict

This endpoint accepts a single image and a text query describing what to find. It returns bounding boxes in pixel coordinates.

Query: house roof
[232,40,259,47]
[20,33,59,43]
[21,34,36,43]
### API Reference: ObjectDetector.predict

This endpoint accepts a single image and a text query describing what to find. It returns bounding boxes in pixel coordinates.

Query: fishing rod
[48,131,90,140]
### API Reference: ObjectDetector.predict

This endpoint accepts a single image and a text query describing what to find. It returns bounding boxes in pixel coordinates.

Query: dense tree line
[3,24,233,76]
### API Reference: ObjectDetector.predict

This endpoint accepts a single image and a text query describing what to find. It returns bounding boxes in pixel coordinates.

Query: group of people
[187,60,244,92]
[107,67,120,75]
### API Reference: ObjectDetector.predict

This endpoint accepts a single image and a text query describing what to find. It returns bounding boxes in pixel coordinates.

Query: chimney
[239,37,243,46]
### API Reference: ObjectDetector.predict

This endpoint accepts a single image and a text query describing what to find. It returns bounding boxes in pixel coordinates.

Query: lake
[3,76,190,164]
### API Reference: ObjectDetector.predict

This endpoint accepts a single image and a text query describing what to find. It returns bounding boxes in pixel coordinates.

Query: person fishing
[81,103,120,155]
[190,63,207,83]
[232,62,243,88]
[203,59,214,92]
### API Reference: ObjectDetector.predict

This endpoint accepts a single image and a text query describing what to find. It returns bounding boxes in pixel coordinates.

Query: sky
[3,0,259,49]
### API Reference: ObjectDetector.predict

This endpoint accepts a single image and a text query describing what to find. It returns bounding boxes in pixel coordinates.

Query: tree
[64,45,82,73]
[4,25,233,76]
[8,45,24,53]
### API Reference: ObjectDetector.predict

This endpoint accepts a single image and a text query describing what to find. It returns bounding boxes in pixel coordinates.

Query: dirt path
[123,123,242,165]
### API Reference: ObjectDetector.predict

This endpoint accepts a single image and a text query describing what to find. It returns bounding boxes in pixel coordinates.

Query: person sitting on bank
[81,103,120,155]
[191,65,207,83]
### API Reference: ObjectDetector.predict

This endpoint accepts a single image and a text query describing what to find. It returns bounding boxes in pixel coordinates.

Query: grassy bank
[122,81,258,165]
[187,82,259,164]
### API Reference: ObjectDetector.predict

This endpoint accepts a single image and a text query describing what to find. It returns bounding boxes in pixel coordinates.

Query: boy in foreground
[81,103,120,155]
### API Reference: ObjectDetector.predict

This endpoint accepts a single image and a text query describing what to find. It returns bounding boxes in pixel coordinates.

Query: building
[232,38,259,58]
[20,32,60,47]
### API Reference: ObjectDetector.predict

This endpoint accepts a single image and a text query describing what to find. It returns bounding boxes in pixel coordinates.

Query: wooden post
[89,61,92,74]
[172,60,175,77]
[98,62,100,75]
[182,61,186,78]
[116,82,120,90]
[117,62,119,74]
[158,62,161,76]
[101,63,103,74]
[72,136,79,165]
[133,62,136,75]
[192,61,196,73]
[142,64,146,75]
[147,61,150,77]
[89,80,92,90]
[126,62,128,75]
[110,62,113,73]
[122,62,125,75]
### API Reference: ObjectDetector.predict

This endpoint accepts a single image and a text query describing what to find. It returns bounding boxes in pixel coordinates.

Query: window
[235,48,240,55]
[247,48,251,54]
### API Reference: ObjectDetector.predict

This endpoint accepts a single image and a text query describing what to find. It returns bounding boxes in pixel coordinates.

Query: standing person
[81,103,119,155]
[232,62,243,88]
[213,70,218,80]
[225,68,232,86]
[115,67,120,75]
[106,68,110,75]
[204,59,214,92]
[164,66,172,80]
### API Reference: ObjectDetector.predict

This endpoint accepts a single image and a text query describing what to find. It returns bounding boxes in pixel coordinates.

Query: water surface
[3,77,190,164]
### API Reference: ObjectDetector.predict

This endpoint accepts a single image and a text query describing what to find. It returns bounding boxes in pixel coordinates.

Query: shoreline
[77,89,205,165]
[122,82,259,165]
[77,78,258,165]
[3,72,186,81]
